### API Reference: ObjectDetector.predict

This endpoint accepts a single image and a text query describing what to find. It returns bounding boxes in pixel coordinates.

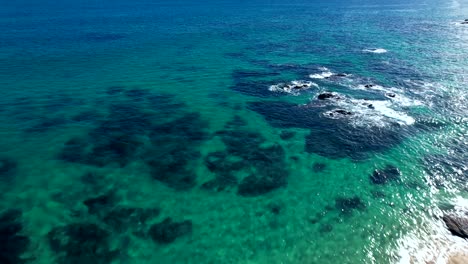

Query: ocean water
[0,0,467,263]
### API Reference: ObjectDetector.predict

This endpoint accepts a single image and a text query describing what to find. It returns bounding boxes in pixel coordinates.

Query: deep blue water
[0,1,467,263]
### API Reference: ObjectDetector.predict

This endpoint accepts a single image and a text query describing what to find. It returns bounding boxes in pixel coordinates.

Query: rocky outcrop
[317,92,340,100]
[443,214,468,239]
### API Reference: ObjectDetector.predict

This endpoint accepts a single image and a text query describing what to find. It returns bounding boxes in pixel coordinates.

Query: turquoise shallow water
[0,0,467,263]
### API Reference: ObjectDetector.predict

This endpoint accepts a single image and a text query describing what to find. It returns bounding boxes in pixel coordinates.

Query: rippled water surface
[0,0,467,263]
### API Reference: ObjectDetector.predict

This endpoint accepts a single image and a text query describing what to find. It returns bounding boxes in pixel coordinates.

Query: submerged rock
[149,218,192,244]
[237,171,287,197]
[248,100,407,161]
[48,223,116,264]
[280,130,296,140]
[0,209,30,264]
[83,193,116,215]
[102,207,160,232]
[312,162,327,172]
[0,157,17,181]
[335,196,366,215]
[370,165,401,185]
[443,215,468,239]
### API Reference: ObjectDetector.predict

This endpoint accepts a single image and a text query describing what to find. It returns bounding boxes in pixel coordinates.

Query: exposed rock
[269,80,315,94]
[448,253,468,264]
[149,218,192,244]
[385,92,396,98]
[317,92,340,100]
[325,109,353,118]
[443,215,468,239]
[364,84,375,89]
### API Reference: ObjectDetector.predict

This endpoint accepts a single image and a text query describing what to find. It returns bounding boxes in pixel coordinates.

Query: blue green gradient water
[0,1,467,263]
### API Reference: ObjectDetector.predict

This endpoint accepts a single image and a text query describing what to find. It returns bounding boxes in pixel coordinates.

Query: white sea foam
[329,98,416,127]
[363,48,388,54]
[356,84,424,107]
[269,80,318,95]
[395,197,468,264]
[309,71,334,79]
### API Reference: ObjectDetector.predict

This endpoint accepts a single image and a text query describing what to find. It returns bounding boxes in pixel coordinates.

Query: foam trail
[363,48,388,54]
[309,71,333,79]
[269,80,318,95]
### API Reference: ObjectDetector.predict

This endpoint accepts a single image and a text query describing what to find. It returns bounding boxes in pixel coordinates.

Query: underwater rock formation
[149,218,192,244]
[0,157,17,181]
[0,209,30,264]
[335,196,367,215]
[370,165,401,185]
[48,223,116,264]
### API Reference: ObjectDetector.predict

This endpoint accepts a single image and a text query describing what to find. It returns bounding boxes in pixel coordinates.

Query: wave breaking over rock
[269,80,318,95]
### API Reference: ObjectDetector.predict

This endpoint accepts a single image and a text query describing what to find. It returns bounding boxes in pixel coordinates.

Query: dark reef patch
[103,207,160,232]
[147,113,208,190]
[86,134,143,167]
[58,137,89,164]
[267,202,283,215]
[0,209,30,264]
[280,130,296,140]
[58,90,209,191]
[124,88,151,101]
[48,223,116,264]
[149,218,192,244]
[319,224,333,234]
[335,196,367,215]
[72,110,103,123]
[237,169,287,197]
[224,115,248,129]
[370,165,401,185]
[0,157,17,181]
[248,100,405,160]
[205,128,289,196]
[106,86,125,95]
[25,116,69,133]
[83,193,117,216]
[82,192,160,233]
[312,162,327,173]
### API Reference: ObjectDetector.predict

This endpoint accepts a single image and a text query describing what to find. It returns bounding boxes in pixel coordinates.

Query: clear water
[0,0,467,263]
